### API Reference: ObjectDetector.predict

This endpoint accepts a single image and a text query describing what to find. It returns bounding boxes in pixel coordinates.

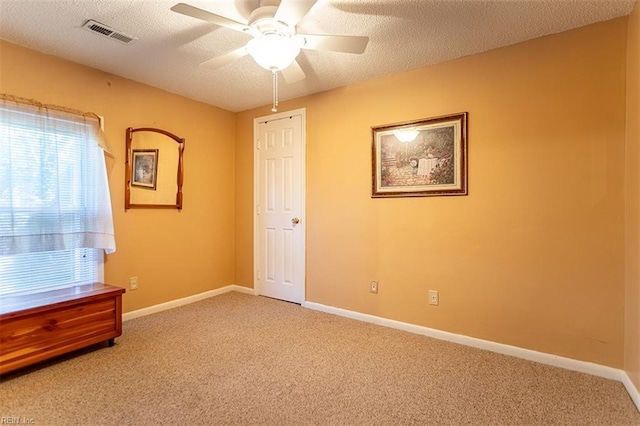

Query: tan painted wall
[625,0,640,392]
[236,18,628,367]
[0,40,236,313]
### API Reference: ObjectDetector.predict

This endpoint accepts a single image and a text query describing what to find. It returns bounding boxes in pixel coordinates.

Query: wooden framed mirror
[125,127,185,211]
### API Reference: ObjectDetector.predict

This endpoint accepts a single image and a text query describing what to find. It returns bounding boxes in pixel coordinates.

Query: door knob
[291,217,300,225]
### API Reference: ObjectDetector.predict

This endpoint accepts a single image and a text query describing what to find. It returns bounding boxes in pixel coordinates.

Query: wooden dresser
[0,283,125,375]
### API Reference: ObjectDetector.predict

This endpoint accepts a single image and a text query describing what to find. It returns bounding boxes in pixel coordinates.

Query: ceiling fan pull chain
[272,70,279,112]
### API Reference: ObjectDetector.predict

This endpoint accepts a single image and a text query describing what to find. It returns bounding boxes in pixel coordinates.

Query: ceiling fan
[170,0,369,109]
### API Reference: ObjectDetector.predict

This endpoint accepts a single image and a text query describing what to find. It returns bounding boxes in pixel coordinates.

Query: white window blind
[0,97,115,296]
[0,249,100,295]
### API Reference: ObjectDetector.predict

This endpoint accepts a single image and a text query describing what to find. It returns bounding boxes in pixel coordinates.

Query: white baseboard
[122,285,255,321]
[231,285,257,296]
[302,301,623,381]
[622,371,640,412]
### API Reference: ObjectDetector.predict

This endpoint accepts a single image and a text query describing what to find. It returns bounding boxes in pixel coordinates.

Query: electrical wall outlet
[129,276,138,290]
[429,290,439,306]
[370,281,378,294]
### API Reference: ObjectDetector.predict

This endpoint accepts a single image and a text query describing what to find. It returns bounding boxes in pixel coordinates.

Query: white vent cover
[82,20,136,44]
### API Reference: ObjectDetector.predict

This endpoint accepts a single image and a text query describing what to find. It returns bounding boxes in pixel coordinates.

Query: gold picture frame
[372,112,468,198]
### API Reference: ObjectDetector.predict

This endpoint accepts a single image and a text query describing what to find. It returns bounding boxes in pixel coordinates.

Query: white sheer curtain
[0,97,116,257]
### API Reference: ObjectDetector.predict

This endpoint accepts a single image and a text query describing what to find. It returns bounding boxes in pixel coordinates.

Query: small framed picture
[131,149,159,190]
[372,112,468,198]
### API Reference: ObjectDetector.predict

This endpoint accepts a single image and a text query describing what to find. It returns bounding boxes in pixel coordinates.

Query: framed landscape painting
[372,112,468,198]
[131,149,159,190]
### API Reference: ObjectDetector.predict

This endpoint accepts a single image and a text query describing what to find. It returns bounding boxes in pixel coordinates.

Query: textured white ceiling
[0,0,635,112]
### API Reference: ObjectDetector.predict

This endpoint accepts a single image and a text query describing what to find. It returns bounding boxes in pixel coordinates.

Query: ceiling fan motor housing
[249,5,293,37]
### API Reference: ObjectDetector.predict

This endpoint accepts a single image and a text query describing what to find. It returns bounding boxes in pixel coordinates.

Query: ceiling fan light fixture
[247,34,300,71]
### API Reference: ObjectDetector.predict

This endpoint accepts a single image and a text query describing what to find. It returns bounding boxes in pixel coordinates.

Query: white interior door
[254,108,305,303]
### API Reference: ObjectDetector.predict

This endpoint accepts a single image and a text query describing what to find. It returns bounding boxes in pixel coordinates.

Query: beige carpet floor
[1,291,639,425]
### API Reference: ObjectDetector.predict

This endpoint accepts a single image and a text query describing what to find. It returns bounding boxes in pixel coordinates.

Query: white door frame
[253,107,306,302]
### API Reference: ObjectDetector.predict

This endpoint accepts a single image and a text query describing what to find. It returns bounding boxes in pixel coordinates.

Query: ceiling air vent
[82,20,136,44]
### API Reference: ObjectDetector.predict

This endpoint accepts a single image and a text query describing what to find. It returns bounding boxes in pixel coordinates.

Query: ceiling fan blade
[200,46,249,69]
[171,3,248,33]
[280,60,306,84]
[299,34,369,54]
[274,0,317,28]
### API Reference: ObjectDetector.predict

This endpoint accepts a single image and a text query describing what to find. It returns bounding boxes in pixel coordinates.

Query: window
[0,97,115,296]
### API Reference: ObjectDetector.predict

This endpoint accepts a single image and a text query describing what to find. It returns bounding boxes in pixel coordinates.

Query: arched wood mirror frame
[125,127,185,211]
